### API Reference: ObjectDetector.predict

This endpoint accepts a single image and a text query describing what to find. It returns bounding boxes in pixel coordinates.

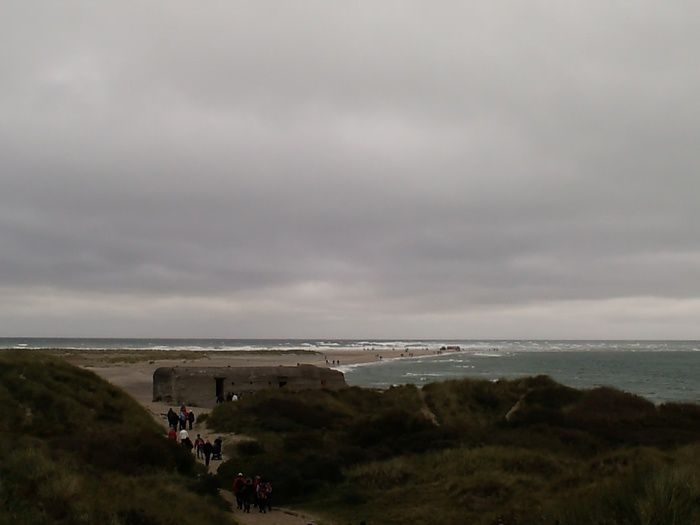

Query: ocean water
[2,338,699,403]
[340,348,700,403]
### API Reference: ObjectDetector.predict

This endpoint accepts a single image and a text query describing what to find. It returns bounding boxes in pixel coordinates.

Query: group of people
[167,405,195,430]
[165,405,222,467]
[163,407,275,513]
[232,473,272,513]
[215,391,240,404]
[195,434,223,466]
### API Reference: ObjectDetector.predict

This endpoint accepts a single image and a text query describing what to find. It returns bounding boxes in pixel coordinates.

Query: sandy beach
[58,345,439,408]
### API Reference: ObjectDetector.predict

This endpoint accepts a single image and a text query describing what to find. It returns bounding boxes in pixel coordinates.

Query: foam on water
[342,347,700,403]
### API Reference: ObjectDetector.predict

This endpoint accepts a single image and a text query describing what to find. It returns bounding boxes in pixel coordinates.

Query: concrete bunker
[153,364,347,407]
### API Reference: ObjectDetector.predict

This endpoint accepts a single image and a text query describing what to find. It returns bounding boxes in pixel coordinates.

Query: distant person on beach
[187,410,195,430]
[202,439,213,467]
[167,427,177,440]
[233,473,246,510]
[182,436,193,452]
[179,428,189,442]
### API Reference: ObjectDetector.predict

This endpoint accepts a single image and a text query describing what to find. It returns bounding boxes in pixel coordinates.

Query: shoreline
[29,346,444,408]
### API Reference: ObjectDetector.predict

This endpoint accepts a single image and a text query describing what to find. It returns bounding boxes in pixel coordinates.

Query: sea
[2,338,699,404]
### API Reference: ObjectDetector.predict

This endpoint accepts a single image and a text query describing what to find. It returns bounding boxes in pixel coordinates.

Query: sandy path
[218,490,323,525]
[88,364,328,525]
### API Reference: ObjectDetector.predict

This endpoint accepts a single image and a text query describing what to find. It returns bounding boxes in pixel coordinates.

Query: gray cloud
[1,1,699,337]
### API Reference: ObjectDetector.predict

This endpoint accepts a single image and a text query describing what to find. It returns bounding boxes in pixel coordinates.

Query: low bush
[0,352,233,525]
[208,373,700,524]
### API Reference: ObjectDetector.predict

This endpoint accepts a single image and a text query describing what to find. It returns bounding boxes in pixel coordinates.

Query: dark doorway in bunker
[215,377,225,400]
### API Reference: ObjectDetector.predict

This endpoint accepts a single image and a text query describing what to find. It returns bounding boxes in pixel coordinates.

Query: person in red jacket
[194,434,204,459]
[232,473,246,510]
[253,475,261,509]
[167,427,177,440]
[256,480,270,513]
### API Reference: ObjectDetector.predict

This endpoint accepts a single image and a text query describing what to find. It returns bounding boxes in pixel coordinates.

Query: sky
[1,2,699,339]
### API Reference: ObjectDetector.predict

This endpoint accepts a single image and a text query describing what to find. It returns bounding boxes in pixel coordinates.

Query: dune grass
[209,375,700,524]
[0,351,234,525]
[6,350,695,524]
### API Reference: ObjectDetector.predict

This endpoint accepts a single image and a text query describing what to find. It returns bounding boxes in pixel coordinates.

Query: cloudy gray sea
[3,338,699,403]
[338,341,700,404]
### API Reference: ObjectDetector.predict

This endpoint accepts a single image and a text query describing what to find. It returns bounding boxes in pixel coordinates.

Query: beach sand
[68,345,438,407]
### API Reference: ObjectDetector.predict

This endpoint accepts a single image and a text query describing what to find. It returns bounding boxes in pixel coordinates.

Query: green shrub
[236,439,265,455]
[206,372,700,524]
[0,352,233,525]
[549,462,700,525]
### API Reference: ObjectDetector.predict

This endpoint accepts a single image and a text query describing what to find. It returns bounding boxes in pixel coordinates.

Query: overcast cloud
[1,1,699,338]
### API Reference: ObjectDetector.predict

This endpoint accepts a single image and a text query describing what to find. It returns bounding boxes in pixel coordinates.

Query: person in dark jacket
[212,437,223,460]
[202,439,214,467]
[167,408,178,429]
[179,406,187,430]
[187,410,195,430]
[241,478,254,513]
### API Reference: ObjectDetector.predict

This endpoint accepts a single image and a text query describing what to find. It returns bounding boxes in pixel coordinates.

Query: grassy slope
[0,351,234,525]
[209,376,700,525]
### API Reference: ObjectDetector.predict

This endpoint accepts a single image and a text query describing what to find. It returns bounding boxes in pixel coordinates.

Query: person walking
[202,439,213,467]
[194,434,204,459]
[233,473,246,510]
[256,480,269,513]
[263,480,272,512]
[187,410,195,430]
[179,405,187,430]
[241,477,254,513]
[213,437,223,460]
[167,408,178,429]
[253,475,261,509]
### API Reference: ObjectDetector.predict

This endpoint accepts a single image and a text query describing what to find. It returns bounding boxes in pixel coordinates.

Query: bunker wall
[153,365,346,407]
